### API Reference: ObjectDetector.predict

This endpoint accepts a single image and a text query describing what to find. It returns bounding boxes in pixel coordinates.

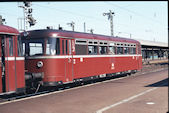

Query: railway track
[0,63,168,104]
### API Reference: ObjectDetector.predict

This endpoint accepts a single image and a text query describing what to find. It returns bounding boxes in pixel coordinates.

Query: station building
[135,39,168,64]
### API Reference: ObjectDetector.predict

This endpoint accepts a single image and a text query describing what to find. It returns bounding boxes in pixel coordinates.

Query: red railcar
[0,25,25,95]
[21,29,142,86]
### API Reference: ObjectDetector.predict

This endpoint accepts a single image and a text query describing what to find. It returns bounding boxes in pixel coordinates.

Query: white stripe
[26,54,142,59]
[5,57,15,61]
[5,57,24,61]
[16,57,25,60]
[96,87,158,113]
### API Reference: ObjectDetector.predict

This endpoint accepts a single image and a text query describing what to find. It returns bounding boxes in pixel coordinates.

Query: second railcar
[0,25,25,95]
[21,29,142,86]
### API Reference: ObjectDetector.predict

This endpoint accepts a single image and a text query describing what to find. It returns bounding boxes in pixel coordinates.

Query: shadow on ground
[145,78,168,87]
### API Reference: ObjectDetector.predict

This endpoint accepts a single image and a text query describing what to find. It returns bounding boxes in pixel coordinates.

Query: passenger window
[117,47,123,54]
[109,46,116,54]
[75,44,87,55]
[62,40,64,54]
[124,47,129,54]
[69,40,71,55]
[66,40,68,54]
[8,37,13,56]
[133,48,136,54]
[88,45,98,55]
[56,38,60,55]
[99,46,107,54]
[129,47,136,54]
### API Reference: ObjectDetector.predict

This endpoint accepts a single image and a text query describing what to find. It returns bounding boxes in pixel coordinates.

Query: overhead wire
[32,3,153,32]
[103,2,167,29]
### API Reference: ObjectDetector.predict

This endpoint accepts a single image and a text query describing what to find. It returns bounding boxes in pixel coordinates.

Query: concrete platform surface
[0,69,168,113]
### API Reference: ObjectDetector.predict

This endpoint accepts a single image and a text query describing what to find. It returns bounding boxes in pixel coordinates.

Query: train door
[0,36,7,93]
[0,35,17,93]
[61,38,74,82]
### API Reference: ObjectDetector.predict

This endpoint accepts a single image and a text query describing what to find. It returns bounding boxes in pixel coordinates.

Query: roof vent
[46,26,53,29]
[58,24,63,30]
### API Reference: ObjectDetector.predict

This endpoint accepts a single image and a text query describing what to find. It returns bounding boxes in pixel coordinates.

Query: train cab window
[117,47,123,54]
[88,45,98,55]
[29,43,43,56]
[99,46,107,54]
[46,38,60,55]
[24,39,45,56]
[109,46,116,54]
[124,47,129,54]
[8,37,13,56]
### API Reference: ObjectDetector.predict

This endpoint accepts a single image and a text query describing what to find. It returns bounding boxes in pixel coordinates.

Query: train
[0,24,25,95]
[0,24,142,95]
[20,28,142,87]
[0,24,43,95]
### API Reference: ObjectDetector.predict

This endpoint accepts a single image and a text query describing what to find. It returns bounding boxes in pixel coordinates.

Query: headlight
[37,61,43,68]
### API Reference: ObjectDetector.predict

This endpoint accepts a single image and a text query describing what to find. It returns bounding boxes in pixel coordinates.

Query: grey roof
[135,39,168,47]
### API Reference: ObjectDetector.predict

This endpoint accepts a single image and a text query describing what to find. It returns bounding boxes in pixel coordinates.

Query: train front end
[21,30,65,87]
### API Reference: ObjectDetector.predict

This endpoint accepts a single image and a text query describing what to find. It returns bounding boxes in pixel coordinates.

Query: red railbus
[21,29,142,86]
[0,25,25,95]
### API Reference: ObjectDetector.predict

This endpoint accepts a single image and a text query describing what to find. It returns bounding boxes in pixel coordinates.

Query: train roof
[0,24,19,35]
[21,29,140,44]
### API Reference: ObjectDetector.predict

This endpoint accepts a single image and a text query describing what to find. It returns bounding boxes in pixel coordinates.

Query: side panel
[25,55,141,84]
[15,59,25,89]
[5,59,16,91]
[73,56,139,79]
[5,37,16,92]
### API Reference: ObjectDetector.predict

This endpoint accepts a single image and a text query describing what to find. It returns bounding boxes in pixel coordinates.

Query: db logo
[111,63,115,69]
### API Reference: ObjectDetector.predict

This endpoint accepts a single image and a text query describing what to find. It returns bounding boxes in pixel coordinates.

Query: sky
[0,1,168,43]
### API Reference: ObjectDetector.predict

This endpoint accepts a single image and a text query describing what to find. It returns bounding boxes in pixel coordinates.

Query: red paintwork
[25,56,142,83]
[15,60,25,89]
[23,29,142,85]
[0,25,19,35]
[5,60,16,91]
[0,25,25,94]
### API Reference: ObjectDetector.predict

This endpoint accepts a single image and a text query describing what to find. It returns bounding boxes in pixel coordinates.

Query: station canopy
[135,39,168,48]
